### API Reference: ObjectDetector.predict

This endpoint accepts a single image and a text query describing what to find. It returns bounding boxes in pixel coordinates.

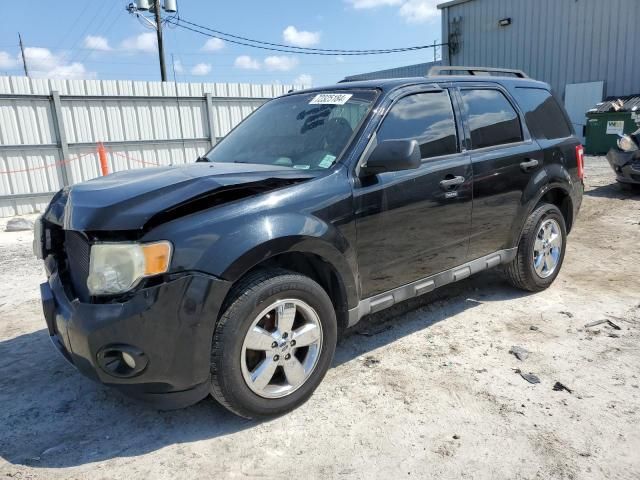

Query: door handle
[439,176,465,189]
[520,159,539,172]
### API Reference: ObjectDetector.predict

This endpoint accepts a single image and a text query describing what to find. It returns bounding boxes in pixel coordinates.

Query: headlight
[618,135,639,152]
[87,241,172,295]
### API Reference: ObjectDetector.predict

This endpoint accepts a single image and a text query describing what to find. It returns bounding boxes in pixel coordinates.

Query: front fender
[152,208,359,309]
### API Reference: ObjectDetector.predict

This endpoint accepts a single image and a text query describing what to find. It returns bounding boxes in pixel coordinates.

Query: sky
[0,0,443,87]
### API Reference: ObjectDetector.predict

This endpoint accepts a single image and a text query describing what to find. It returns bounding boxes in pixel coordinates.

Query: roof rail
[428,66,529,78]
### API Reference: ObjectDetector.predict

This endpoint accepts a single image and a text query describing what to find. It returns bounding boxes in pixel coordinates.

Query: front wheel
[210,270,337,419]
[504,203,567,292]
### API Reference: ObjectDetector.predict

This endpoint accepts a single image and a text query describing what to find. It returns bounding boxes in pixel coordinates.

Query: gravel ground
[1,157,639,480]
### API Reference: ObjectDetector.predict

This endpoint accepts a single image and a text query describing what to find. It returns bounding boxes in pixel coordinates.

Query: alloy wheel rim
[533,218,562,279]
[240,299,323,399]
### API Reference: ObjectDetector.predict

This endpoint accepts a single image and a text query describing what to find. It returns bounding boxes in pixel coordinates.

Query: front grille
[64,231,91,302]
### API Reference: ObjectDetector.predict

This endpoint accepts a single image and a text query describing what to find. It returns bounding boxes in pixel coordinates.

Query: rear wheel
[210,270,337,419]
[504,203,567,292]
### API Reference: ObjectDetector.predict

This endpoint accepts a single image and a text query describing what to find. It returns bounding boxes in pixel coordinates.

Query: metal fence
[0,76,299,218]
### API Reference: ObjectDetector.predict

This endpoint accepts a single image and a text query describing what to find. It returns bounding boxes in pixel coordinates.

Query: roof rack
[428,66,529,78]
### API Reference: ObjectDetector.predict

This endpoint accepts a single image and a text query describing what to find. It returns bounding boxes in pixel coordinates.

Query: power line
[176,17,440,54]
[168,17,445,56]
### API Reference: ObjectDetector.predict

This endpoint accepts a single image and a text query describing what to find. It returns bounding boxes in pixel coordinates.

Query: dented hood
[45,162,314,231]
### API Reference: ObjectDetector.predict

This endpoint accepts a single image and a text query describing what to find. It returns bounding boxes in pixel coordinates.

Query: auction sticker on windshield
[309,93,353,105]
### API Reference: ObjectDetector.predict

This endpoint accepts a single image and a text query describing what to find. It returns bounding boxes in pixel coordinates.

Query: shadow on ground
[585,181,640,200]
[0,271,528,469]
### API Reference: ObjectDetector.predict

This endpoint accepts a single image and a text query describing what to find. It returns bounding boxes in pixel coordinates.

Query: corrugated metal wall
[342,61,441,82]
[0,76,299,218]
[440,0,640,98]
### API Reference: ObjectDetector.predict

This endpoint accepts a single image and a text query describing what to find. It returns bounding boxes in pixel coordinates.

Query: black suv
[36,67,584,418]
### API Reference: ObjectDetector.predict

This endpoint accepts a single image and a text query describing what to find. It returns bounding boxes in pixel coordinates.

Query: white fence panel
[0,76,302,217]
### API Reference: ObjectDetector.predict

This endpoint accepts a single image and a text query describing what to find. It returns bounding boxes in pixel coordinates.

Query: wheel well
[226,252,350,332]
[539,188,573,232]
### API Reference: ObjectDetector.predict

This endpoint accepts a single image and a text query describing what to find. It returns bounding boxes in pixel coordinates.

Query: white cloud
[399,0,440,23]
[346,0,440,23]
[294,73,313,86]
[282,26,321,48]
[0,51,17,69]
[84,35,112,51]
[22,47,94,79]
[264,55,299,71]
[191,63,212,76]
[347,0,401,8]
[120,32,157,53]
[202,38,225,52]
[234,55,261,70]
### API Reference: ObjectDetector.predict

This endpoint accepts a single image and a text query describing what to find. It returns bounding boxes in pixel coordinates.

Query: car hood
[45,162,315,231]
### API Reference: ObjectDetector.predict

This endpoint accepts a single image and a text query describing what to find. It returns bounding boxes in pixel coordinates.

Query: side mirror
[360,139,421,176]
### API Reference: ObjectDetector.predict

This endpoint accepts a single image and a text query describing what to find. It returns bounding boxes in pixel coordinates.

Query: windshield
[203,90,378,171]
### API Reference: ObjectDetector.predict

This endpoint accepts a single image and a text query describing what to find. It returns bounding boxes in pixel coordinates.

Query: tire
[504,203,567,292]
[210,269,337,419]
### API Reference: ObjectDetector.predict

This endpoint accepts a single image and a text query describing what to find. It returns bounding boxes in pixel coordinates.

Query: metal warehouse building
[438,0,640,139]
[346,0,640,141]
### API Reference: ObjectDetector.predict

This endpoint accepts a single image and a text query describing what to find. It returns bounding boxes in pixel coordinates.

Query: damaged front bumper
[606,149,640,185]
[41,258,231,409]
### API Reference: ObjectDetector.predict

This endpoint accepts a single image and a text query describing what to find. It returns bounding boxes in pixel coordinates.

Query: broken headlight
[87,241,172,295]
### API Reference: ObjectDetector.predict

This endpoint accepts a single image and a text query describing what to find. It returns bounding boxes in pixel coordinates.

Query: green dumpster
[585,96,640,155]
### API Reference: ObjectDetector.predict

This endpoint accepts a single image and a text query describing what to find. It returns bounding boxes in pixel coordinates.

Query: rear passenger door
[456,85,543,259]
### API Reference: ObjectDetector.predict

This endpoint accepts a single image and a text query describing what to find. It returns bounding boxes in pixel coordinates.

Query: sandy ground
[0,157,639,480]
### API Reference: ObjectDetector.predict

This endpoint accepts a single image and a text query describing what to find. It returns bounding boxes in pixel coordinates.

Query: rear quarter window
[513,88,573,140]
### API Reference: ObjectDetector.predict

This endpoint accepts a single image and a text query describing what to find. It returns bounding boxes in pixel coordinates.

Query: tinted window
[460,89,523,149]
[513,88,573,139]
[377,91,458,159]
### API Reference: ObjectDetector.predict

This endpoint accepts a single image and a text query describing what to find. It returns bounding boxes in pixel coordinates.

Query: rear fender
[508,164,574,247]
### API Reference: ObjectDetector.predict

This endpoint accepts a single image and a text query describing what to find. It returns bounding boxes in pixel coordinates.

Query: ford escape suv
[35,66,584,418]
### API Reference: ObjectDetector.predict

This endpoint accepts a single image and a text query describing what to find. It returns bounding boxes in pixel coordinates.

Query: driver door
[353,89,473,298]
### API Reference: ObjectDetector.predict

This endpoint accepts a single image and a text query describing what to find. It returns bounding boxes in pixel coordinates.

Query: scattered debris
[357,324,393,337]
[452,434,460,440]
[552,382,573,394]
[607,320,621,330]
[608,333,620,338]
[515,369,540,384]
[605,314,636,325]
[475,368,488,374]
[529,326,539,331]
[363,356,380,368]
[4,217,34,232]
[509,346,530,361]
[584,319,621,330]
[559,311,574,318]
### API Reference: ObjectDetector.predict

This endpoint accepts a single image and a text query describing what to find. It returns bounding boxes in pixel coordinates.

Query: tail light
[575,145,584,180]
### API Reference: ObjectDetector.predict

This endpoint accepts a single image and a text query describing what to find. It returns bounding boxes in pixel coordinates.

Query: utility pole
[127,1,175,81]
[18,33,29,77]
[153,1,167,81]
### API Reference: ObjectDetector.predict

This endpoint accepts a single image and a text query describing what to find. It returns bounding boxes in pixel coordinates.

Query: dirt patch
[1,157,639,479]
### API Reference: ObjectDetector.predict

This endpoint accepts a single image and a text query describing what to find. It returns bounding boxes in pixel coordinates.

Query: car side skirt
[347,248,518,327]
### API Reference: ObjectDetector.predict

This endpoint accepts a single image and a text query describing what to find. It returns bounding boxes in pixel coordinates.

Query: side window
[377,91,458,160]
[460,89,523,149]
[513,87,573,139]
